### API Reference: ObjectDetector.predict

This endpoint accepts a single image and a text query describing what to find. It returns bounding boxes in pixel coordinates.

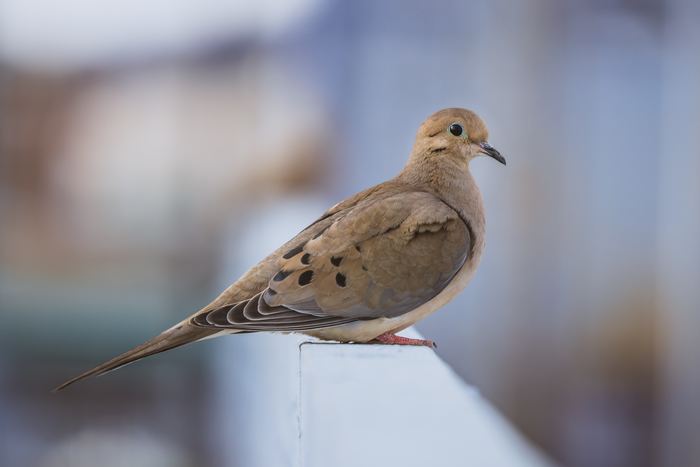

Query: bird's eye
[449,123,463,137]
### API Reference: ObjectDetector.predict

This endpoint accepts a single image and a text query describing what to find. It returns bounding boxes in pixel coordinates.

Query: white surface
[212,332,554,467]
[298,338,554,467]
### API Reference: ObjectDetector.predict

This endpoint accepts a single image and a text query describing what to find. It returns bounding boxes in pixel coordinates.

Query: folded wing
[193,191,470,331]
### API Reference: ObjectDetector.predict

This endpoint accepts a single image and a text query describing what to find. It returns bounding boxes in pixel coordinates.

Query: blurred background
[1,0,699,466]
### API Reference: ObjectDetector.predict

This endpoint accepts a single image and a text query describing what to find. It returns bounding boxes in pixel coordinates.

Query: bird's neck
[398,154,486,234]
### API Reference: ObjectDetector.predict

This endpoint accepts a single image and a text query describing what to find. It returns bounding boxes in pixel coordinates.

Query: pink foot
[372,332,437,349]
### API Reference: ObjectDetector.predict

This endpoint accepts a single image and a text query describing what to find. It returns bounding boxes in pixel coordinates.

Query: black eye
[449,123,463,136]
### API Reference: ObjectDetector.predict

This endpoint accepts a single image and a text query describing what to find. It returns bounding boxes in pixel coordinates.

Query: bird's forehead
[419,108,488,141]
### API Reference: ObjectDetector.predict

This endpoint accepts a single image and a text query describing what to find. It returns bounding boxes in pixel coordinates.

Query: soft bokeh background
[1,1,698,466]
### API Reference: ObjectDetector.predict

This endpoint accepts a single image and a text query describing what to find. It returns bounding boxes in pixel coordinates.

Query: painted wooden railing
[208,330,556,467]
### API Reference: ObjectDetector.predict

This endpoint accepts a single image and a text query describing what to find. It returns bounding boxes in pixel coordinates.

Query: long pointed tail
[53,322,217,392]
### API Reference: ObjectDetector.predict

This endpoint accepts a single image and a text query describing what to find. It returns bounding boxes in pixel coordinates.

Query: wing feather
[192,191,470,331]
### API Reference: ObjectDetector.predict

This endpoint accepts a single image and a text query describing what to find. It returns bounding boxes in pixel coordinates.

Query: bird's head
[413,108,506,165]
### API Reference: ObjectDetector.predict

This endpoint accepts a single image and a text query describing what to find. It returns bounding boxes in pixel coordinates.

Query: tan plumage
[54,107,505,391]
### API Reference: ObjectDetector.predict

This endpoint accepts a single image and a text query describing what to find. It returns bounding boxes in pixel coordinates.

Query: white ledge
[210,331,555,467]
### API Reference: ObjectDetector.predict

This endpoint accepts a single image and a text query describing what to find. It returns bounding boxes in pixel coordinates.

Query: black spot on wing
[273,270,291,282]
[283,245,304,259]
[335,273,346,287]
[298,270,313,286]
[301,253,311,265]
[330,256,343,267]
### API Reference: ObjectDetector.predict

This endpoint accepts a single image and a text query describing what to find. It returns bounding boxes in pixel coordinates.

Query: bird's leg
[372,332,437,349]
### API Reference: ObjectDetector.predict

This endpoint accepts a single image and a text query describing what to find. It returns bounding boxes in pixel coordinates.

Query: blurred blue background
[1,0,698,466]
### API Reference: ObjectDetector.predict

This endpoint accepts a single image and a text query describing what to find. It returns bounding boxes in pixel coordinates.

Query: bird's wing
[193,190,471,330]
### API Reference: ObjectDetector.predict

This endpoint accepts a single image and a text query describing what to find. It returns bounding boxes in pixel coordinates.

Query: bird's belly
[303,256,480,343]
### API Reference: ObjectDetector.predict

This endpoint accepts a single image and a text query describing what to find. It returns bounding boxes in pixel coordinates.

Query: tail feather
[53,323,216,392]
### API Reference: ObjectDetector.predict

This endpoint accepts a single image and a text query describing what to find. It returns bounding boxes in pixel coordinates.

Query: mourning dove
[55,107,505,391]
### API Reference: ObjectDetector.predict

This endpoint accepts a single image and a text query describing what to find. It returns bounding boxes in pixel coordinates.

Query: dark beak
[479,142,506,165]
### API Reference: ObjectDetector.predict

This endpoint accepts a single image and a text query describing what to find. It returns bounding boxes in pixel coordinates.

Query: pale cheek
[464,145,479,159]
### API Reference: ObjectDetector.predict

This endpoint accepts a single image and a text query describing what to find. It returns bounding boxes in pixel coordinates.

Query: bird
[54,107,505,391]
